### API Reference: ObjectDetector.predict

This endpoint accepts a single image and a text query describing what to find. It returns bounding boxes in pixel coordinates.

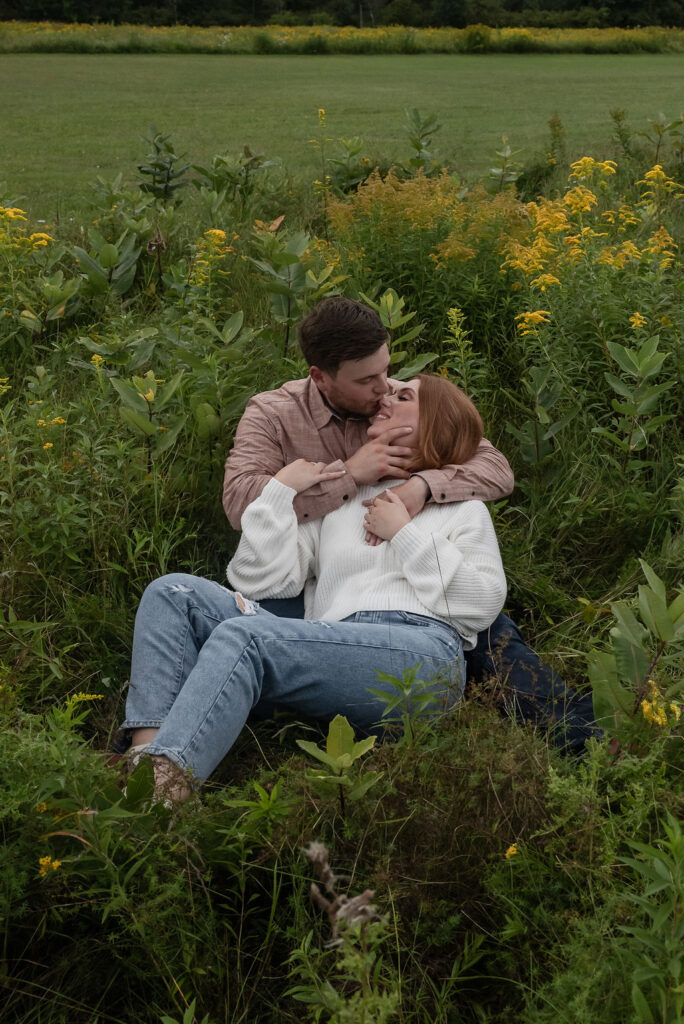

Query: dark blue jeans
[260,598,599,754]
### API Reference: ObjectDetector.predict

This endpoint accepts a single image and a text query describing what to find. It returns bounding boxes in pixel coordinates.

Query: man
[223,296,597,752]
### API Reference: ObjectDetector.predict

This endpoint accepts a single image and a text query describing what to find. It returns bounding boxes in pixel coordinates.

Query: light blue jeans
[120,573,465,783]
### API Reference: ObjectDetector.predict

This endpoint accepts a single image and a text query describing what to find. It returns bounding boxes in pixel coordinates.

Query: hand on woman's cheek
[363,490,411,542]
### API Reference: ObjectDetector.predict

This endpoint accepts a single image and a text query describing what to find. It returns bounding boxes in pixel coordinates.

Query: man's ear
[309,365,326,389]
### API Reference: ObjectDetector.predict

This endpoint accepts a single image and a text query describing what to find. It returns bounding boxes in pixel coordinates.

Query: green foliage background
[0,103,682,1024]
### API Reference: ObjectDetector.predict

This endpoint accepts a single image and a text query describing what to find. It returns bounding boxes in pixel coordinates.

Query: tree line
[2,0,683,29]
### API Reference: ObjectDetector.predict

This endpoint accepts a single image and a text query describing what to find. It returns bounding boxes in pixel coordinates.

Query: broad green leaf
[326,714,355,761]
[98,243,119,269]
[120,407,157,436]
[611,601,649,646]
[152,415,186,457]
[606,341,640,376]
[349,771,383,801]
[296,738,340,772]
[393,352,439,380]
[639,560,668,601]
[668,590,684,629]
[611,629,650,689]
[222,310,244,344]
[155,370,185,412]
[638,586,674,642]
[604,372,634,399]
[110,375,149,414]
[351,734,376,760]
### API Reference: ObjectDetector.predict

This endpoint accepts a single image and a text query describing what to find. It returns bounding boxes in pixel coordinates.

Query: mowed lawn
[4,52,683,215]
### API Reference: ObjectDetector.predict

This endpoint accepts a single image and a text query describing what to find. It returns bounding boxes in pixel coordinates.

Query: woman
[119,375,507,800]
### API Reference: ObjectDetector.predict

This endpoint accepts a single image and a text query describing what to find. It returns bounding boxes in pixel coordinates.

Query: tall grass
[0,21,683,54]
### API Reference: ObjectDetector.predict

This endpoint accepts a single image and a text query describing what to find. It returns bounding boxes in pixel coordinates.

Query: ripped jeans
[119,573,465,783]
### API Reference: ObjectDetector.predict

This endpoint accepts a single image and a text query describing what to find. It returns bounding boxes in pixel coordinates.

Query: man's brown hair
[298,297,388,374]
[409,374,483,470]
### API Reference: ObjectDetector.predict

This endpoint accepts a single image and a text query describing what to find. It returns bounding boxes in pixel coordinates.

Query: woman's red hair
[409,374,483,470]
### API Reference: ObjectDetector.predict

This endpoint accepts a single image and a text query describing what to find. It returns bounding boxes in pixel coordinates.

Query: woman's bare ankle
[131,727,159,747]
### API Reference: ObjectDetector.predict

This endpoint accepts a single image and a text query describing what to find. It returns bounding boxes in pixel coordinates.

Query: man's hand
[344,426,416,484]
[363,489,411,542]
[362,476,429,545]
[275,459,346,494]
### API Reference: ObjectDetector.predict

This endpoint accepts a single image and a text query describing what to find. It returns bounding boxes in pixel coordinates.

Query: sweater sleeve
[226,478,319,599]
[389,503,507,635]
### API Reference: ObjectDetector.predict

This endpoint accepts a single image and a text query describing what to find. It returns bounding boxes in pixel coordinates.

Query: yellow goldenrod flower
[90,353,104,367]
[29,232,54,247]
[529,273,561,291]
[38,855,62,877]
[42,442,53,450]
[51,417,67,425]
[515,310,552,336]
[563,186,598,215]
[569,156,617,182]
[72,692,104,703]
[629,312,647,329]
[318,107,326,127]
[505,844,518,859]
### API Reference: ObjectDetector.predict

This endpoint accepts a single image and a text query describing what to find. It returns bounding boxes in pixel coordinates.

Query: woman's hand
[275,459,346,494]
[363,489,411,542]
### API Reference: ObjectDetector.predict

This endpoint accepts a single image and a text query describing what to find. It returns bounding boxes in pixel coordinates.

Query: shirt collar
[306,377,368,428]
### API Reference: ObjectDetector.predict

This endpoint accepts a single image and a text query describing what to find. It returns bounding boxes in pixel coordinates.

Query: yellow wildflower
[515,310,552,336]
[659,315,674,328]
[0,206,27,221]
[318,107,326,127]
[641,680,682,727]
[42,442,53,450]
[90,353,104,368]
[29,232,54,247]
[637,164,684,201]
[505,844,518,859]
[569,156,617,181]
[563,186,598,215]
[0,376,10,395]
[72,692,104,702]
[139,389,155,403]
[204,228,226,241]
[629,312,647,329]
[51,417,67,425]
[529,273,561,291]
[39,855,62,877]
[35,802,48,813]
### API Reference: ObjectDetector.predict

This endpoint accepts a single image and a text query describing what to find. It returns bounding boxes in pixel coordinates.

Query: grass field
[4,52,682,216]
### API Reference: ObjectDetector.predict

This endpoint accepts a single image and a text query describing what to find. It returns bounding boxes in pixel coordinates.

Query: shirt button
[440,492,446,500]
[342,494,349,501]
[303,513,309,518]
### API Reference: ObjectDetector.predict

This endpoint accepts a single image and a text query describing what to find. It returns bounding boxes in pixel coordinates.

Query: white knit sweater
[227,479,507,650]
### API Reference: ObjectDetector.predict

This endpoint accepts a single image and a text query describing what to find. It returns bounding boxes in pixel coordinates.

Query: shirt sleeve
[389,504,507,636]
[226,478,320,599]
[222,398,358,529]
[413,439,514,504]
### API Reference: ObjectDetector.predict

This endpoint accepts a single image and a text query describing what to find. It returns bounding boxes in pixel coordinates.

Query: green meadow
[3,52,683,214]
[1,43,683,1024]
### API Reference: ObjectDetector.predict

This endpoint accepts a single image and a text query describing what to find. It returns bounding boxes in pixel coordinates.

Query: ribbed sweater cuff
[260,477,297,511]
